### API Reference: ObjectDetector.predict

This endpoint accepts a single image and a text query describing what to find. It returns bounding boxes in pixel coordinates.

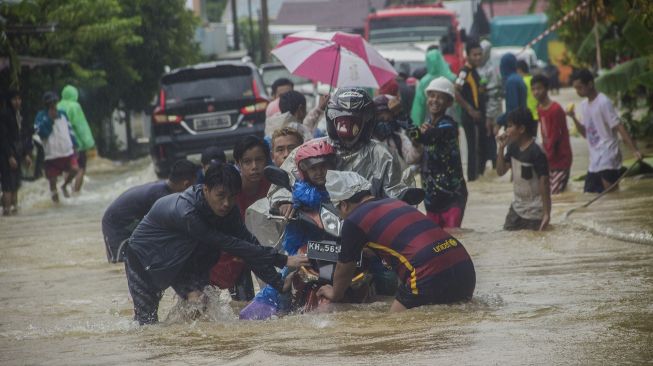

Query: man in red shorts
[34,92,78,202]
[317,171,475,311]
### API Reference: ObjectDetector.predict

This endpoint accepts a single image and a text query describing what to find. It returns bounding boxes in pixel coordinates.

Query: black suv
[150,60,269,177]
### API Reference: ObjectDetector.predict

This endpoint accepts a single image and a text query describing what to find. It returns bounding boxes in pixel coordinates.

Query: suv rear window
[161,65,255,104]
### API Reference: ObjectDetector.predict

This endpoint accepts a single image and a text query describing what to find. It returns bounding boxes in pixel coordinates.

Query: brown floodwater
[1,92,652,365]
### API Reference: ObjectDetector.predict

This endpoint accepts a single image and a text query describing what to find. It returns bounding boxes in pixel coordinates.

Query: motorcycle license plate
[307,241,340,262]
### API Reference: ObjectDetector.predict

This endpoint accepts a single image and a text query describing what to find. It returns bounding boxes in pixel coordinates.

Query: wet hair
[465,39,481,54]
[343,190,372,204]
[531,74,549,90]
[271,78,294,96]
[203,162,242,194]
[233,134,270,162]
[571,68,594,85]
[507,107,537,137]
[516,60,529,74]
[201,146,226,165]
[169,159,199,183]
[279,90,306,115]
[271,127,304,147]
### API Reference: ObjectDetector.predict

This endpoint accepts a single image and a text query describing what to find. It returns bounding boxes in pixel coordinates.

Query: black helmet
[326,87,375,150]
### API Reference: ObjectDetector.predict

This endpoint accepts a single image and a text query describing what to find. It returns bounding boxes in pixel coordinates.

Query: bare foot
[61,185,70,198]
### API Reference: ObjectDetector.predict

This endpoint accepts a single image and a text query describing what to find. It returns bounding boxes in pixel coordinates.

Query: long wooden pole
[260,0,270,63]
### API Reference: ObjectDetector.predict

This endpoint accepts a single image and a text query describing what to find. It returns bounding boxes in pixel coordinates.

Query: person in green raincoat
[410,48,456,127]
[58,85,95,193]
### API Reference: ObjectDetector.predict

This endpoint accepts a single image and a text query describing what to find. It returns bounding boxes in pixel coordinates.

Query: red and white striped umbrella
[271,31,397,89]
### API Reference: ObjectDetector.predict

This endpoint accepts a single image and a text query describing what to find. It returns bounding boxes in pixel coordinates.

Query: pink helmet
[295,140,336,179]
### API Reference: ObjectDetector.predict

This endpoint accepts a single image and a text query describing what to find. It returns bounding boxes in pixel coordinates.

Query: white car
[374,42,431,76]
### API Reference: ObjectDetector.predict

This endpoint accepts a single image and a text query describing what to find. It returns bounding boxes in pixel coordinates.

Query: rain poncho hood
[497,53,527,126]
[57,85,95,151]
[324,170,371,206]
[500,53,518,78]
[410,49,456,126]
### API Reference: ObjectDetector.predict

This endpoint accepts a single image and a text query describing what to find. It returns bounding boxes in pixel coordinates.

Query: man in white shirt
[567,69,641,193]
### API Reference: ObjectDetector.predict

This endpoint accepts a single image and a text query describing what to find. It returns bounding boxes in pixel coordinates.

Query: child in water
[496,107,551,231]
[241,140,336,319]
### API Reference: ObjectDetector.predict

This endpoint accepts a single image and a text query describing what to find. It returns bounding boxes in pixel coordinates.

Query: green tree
[205,0,228,23]
[1,0,200,153]
[120,0,200,111]
[547,0,653,138]
[239,16,260,64]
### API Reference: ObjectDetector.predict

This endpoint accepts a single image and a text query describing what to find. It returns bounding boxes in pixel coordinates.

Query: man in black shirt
[455,39,487,181]
[102,159,198,263]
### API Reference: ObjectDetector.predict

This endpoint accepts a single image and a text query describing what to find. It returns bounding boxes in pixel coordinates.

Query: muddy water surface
[1,93,652,365]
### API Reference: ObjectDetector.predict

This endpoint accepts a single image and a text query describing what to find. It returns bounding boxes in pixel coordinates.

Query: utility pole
[247,0,255,59]
[231,0,240,50]
[260,0,270,63]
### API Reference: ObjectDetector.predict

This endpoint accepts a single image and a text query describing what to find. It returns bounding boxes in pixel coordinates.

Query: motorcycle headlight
[320,206,342,237]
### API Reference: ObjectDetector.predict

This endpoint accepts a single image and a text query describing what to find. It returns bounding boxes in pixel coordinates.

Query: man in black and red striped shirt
[317,171,475,312]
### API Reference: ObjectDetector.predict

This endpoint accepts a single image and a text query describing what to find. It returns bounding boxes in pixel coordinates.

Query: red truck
[365,4,465,74]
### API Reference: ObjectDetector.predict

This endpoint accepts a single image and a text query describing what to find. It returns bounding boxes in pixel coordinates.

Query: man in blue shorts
[317,171,475,311]
[102,159,198,263]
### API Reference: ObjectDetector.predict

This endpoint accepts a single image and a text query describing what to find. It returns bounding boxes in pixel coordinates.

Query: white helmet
[424,76,455,98]
[325,170,372,207]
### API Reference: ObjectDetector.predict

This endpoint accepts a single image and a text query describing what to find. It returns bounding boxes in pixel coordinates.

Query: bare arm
[539,175,551,231]
[566,108,586,138]
[316,261,356,302]
[616,124,642,161]
[496,135,510,176]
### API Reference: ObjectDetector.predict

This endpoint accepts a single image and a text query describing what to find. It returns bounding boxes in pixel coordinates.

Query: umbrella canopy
[271,31,397,89]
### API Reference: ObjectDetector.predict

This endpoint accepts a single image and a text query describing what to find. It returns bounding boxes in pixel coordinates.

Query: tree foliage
[1,0,200,152]
[547,0,653,138]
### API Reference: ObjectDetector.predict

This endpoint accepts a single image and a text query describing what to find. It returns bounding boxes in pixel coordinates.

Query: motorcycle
[239,166,424,319]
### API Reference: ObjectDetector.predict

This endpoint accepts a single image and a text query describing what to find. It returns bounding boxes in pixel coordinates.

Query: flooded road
[1,91,652,365]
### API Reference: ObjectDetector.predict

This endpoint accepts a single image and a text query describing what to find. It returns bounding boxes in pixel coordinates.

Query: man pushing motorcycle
[317,171,476,312]
[266,87,413,296]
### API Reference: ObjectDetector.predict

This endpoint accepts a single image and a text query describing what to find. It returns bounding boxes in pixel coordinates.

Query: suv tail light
[152,106,182,124]
[240,98,268,115]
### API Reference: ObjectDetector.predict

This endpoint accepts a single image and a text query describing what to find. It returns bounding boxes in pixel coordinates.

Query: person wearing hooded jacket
[410,48,457,127]
[125,163,308,325]
[57,85,95,193]
[496,53,527,128]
